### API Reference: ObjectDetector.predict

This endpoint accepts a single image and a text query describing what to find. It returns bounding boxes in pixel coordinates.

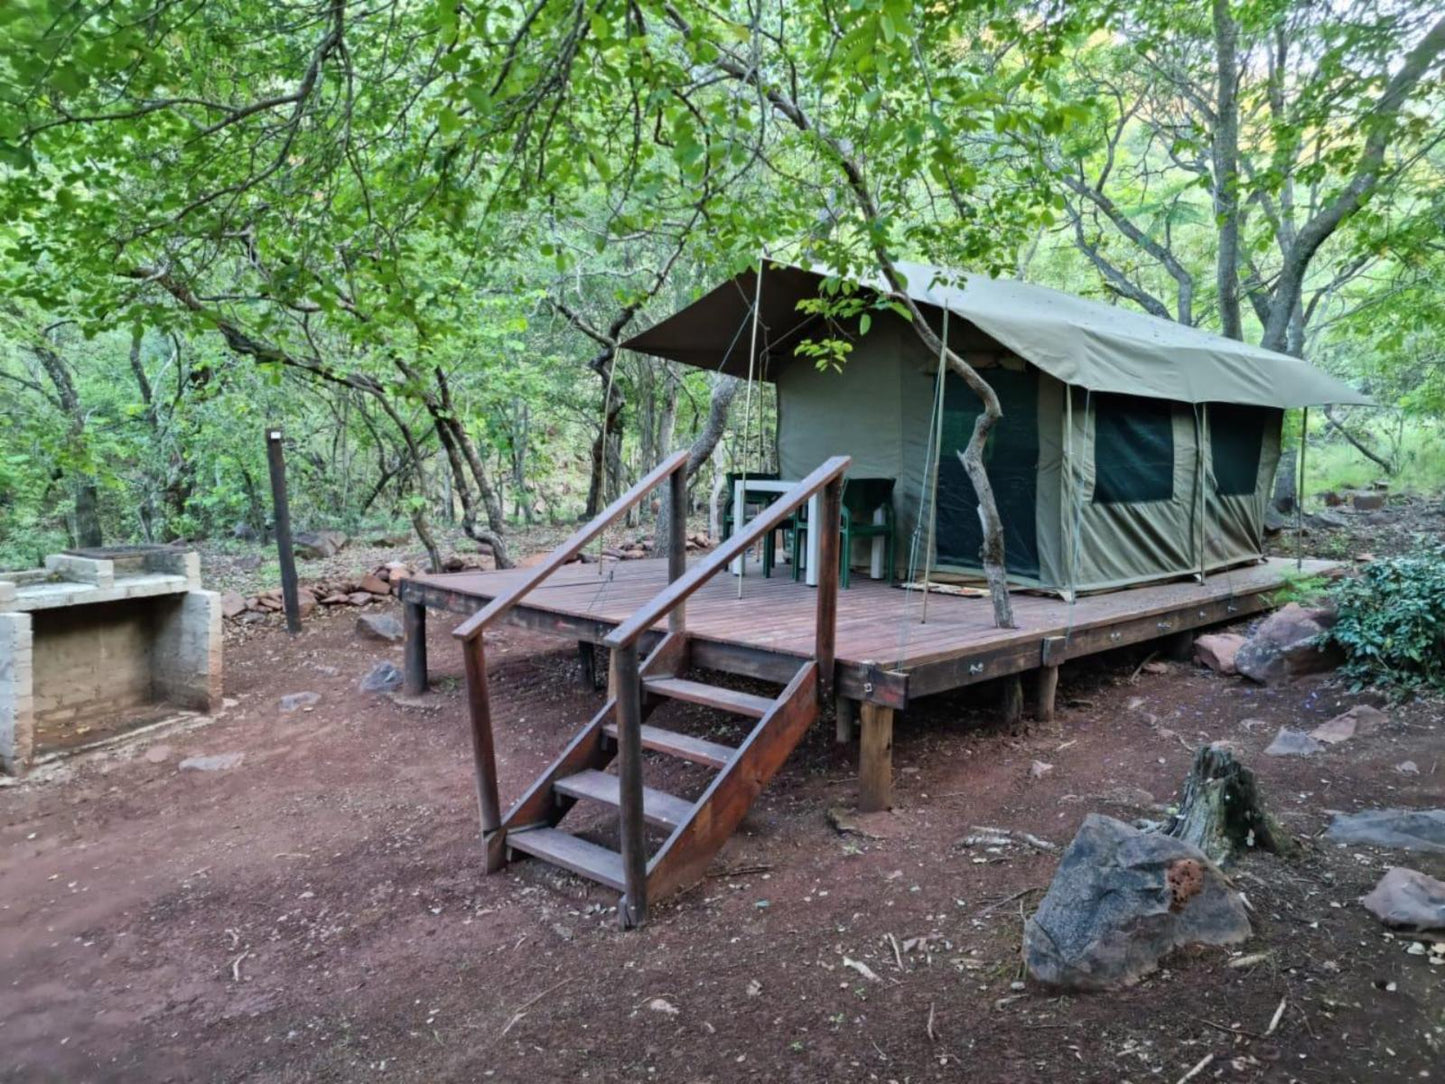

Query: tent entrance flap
[934,367,1040,579]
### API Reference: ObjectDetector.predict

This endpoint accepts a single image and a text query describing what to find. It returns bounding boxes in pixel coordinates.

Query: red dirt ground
[3,595,1444,1082]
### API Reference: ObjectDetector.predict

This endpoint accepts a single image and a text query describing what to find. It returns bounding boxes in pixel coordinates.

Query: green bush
[1324,547,1445,694]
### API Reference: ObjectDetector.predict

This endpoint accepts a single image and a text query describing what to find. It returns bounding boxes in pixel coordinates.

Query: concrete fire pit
[0,546,221,775]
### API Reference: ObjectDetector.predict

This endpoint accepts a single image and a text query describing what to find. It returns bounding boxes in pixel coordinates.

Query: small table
[729,479,822,586]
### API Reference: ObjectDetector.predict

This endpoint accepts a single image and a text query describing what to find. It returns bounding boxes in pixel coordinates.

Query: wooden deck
[399,556,1336,710]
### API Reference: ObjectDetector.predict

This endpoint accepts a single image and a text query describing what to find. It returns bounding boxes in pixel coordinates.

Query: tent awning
[620,261,1373,408]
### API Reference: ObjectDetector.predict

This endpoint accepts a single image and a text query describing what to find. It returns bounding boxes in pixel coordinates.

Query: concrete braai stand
[0,546,221,775]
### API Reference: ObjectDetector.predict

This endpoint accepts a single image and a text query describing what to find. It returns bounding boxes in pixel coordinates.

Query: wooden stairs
[500,632,819,905]
[449,452,851,927]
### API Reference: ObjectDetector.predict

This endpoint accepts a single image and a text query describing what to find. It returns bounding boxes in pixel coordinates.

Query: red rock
[319,593,350,606]
[359,573,391,595]
[220,592,247,619]
[347,591,372,605]
[1194,633,1246,676]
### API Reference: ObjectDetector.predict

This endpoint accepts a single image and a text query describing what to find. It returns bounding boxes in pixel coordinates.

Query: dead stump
[1166,744,1294,866]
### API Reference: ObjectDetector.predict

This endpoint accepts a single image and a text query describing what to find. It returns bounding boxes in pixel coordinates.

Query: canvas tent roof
[621,261,1371,408]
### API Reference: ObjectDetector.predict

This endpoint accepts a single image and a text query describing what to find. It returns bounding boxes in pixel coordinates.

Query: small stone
[1396,761,1420,776]
[220,592,248,619]
[347,591,373,606]
[360,661,403,693]
[319,593,350,606]
[356,613,404,642]
[143,744,174,763]
[1309,715,1357,745]
[1194,633,1246,676]
[1029,760,1054,779]
[1264,728,1323,757]
[279,691,322,713]
[1238,718,1270,733]
[647,998,680,1015]
[179,752,244,772]
[551,923,575,942]
[1141,660,1170,675]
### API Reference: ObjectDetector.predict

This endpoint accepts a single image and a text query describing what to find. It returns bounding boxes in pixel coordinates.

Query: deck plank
[408,557,1336,692]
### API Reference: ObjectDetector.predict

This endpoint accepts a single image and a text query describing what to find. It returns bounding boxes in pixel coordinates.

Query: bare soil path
[3,590,1443,1082]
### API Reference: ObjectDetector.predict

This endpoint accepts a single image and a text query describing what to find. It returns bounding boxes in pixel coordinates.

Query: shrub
[1324,547,1445,694]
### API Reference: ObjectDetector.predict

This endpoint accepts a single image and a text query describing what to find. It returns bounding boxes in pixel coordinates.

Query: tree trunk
[655,374,738,558]
[1166,744,1294,866]
[1211,0,1243,342]
[31,340,102,547]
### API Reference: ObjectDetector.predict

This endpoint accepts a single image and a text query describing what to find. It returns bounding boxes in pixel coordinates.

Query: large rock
[1023,814,1251,991]
[359,572,391,595]
[356,613,404,643]
[293,530,348,559]
[1309,704,1384,745]
[1236,603,1342,684]
[1362,868,1445,931]
[1194,633,1245,676]
[1325,809,1445,855]
[220,591,248,619]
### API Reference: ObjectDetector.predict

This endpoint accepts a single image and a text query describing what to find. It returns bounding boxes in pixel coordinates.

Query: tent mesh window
[935,366,1040,578]
[1209,403,1270,496]
[1093,393,1175,505]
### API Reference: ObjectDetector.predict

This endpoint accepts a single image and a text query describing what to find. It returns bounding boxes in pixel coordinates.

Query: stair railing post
[612,641,649,927]
[667,463,688,634]
[814,475,843,705]
[461,637,505,871]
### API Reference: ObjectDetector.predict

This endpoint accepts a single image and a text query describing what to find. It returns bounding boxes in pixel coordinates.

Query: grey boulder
[293,530,348,559]
[1362,867,1445,931]
[360,660,404,693]
[1325,809,1445,855]
[1023,814,1251,991]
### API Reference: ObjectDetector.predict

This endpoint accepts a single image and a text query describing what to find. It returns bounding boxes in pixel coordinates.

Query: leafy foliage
[1324,549,1445,694]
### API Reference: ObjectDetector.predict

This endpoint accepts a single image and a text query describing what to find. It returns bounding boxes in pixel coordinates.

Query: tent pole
[1295,407,1308,571]
[736,255,765,599]
[1196,404,1208,584]
[920,309,949,624]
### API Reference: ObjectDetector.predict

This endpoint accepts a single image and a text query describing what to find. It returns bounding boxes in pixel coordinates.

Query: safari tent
[623,262,1370,596]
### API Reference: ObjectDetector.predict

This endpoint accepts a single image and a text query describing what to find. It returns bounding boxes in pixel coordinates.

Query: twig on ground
[926,1001,937,1042]
[1264,995,1287,1037]
[230,949,250,982]
[886,932,904,971]
[975,886,1044,919]
[1175,1053,1214,1084]
[499,980,567,1038]
[1128,651,1159,684]
[1196,1017,1262,1040]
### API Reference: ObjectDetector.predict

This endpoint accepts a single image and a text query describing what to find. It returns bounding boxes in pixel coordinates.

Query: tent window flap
[1093,394,1175,504]
[1209,403,1269,496]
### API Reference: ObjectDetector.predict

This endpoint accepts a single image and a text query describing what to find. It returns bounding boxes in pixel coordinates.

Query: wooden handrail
[603,455,851,650]
[452,449,689,643]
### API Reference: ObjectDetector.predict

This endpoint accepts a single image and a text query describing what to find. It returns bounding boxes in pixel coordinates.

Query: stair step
[644,677,775,719]
[554,769,696,830]
[506,827,625,890]
[604,722,736,770]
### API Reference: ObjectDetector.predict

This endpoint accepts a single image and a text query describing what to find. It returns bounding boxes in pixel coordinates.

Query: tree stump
[1166,744,1295,866]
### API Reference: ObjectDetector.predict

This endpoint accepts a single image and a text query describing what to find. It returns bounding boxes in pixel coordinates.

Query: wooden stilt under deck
[402,599,427,696]
[1001,675,1024,726]
[858,701,894,813]
[1036,664,1060,723]
[836,697,857,744]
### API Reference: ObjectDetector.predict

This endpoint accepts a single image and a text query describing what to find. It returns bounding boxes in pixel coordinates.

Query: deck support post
[814,476,843,704]
[612,643,648,928]
[461,638,505,872]
[1002,675,1024,726]
[1036,665,1059,723]
[1163,629,1195,662]
[858,702,894,812]
[836,697,857,744]
[403,599,428,696]
[667,468,688,634]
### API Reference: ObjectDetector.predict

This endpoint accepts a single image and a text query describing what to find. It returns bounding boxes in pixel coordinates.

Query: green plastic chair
[791,477,896,588]
[720,472,791,577]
